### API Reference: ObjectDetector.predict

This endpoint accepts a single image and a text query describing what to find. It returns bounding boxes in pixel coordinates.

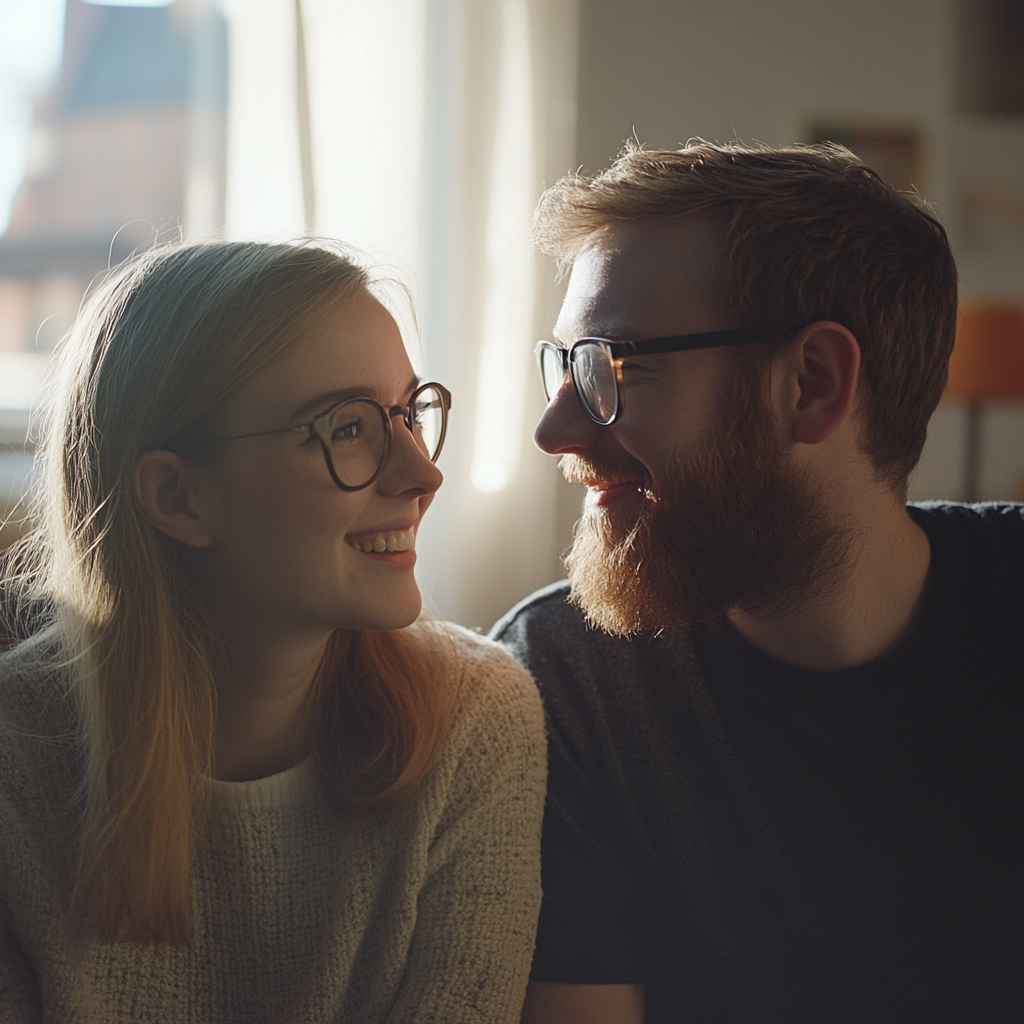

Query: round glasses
[536,329,782,425]
[215,382,450,491]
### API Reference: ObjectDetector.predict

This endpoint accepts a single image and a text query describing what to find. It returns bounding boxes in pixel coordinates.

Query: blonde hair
[8,240,459,944]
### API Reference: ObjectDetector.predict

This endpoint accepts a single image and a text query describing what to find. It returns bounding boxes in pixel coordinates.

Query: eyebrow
[552,322,651,347]
[290,375,422,421]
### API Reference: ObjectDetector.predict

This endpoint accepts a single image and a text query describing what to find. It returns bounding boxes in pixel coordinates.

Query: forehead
[299,291,410,385]
[228,291,413,422]
[557,215,725,341]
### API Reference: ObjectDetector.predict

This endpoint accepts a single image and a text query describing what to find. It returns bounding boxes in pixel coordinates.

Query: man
[492,141,1023,1024]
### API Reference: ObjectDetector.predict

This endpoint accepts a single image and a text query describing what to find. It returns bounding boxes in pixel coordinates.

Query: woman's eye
[332,419,362,441]
[411,396,440,428]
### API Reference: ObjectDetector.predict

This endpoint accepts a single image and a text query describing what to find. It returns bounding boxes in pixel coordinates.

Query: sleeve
[493,599,650,985]
[384,640,547,1024]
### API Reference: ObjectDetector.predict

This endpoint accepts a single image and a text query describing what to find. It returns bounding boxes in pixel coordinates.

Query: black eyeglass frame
[213,381,451,491]
[535,327,784,425]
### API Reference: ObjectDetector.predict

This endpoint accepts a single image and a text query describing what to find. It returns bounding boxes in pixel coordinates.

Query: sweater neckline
[208,757,319,814]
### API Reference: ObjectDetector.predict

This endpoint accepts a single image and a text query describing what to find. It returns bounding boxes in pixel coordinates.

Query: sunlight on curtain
[304,0,425,273]
[470,0,535,494]
[301,0,426,357]
[223,0,305,238]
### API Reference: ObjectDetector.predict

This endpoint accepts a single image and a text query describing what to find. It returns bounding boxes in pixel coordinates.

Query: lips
[584,480,643,510]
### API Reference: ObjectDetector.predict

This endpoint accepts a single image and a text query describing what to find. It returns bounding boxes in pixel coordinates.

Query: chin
[344,587,423,632]
[590,493,644,546]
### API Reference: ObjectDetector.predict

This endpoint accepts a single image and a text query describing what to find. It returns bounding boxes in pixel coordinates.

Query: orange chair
[946,304,1024,502]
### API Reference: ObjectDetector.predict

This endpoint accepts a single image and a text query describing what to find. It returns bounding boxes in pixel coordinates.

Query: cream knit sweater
[0,626,546,1023]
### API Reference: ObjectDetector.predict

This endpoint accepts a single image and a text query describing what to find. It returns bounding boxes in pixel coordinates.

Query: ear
[132,450,215,549]
[773,321,862,446]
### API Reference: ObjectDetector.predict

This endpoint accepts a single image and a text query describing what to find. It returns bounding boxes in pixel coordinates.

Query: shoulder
[909,500,1024,541]
[0,645,79,838]
[407,623,547,823]
[909,501,1024,591]
[909,501,1024,561]
[0,639,75,741]
[418,618,541,705]
[491,579,698,688]
[412,619,545,754]
[490,578,577,648]
[489,580,603,685]
[489,583,701,754]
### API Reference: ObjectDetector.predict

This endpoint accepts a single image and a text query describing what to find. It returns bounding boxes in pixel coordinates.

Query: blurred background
[1,0,1022,628]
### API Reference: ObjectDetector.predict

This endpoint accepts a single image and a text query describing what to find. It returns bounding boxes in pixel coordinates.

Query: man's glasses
[216,382,451,491]
[536,329,779,425]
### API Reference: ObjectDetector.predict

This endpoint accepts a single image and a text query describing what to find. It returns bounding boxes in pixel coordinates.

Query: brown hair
[532,140,958,487]
[8,239,459,943]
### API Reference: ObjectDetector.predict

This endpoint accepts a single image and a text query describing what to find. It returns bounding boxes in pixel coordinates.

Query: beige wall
[566,0,1024,504]
[576,1,951,176]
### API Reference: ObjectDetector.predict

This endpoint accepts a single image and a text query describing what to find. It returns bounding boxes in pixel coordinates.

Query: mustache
[558,452,652,489]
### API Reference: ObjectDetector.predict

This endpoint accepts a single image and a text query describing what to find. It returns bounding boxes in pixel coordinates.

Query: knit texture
[0,625,546,1023]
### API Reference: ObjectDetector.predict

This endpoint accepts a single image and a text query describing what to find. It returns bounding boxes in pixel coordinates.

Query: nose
[534,377,603,454]
[378,417,443,498]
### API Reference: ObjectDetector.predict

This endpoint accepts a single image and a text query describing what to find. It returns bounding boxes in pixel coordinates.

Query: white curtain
[223,0,580,629]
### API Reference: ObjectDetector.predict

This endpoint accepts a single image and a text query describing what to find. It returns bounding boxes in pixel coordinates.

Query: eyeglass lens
[539,345,567,404]
[322,399,389,489]
[539,342,618,424]
[322,386,447,489]
[571,342,618,424]
[409,386,446,461]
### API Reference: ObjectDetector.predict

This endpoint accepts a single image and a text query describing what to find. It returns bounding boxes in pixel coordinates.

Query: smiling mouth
[347,528,416,554]
[584,480,643,510]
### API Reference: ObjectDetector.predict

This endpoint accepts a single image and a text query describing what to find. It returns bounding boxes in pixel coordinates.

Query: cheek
[612,412,677,481]
[206,452,362,569]
[619,381,726,477]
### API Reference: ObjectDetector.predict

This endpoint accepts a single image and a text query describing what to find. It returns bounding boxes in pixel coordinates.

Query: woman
[0,240,545,1022]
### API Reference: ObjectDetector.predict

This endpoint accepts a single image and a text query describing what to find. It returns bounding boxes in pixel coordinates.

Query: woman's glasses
[215,382,451,491]
[535,329,779,425]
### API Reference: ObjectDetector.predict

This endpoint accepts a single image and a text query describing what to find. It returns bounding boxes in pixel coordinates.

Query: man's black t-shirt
[491,503,1024,1023]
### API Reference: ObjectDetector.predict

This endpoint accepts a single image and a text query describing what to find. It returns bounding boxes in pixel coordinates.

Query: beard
[561,367,851,637]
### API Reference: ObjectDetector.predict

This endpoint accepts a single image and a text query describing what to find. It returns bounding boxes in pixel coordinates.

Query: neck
[727,488,931,672]
[205,611,334,782]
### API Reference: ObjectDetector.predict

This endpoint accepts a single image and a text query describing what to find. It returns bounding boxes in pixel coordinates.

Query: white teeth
[349,529,415,554]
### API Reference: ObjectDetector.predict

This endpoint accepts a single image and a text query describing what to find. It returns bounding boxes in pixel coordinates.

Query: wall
[566,0,1024,504]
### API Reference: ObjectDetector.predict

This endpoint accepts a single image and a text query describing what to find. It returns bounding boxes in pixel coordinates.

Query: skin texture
[133,292,442,782]
[525,216,932,1023]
